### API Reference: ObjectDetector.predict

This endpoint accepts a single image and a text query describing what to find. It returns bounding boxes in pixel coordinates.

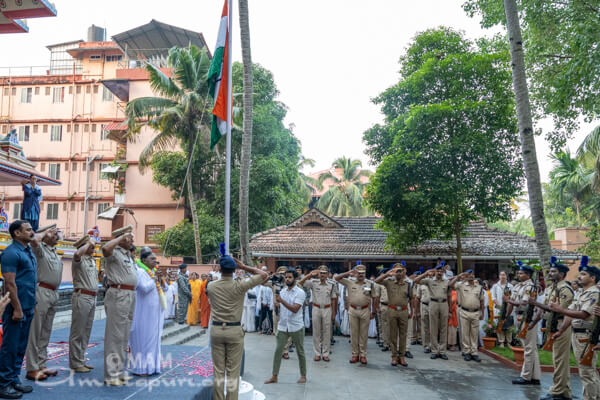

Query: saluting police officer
[375,263,412,367]
[377,269,391,352]
[207,255,268,400]
[69,236,99,373]
[299,266,337,362]
[503,263,541,385]
[416,271,432,353]
[528,258,574,400]
[449,270,484,362]
[335,264,378,365]
[413,265,450,360]
[551,257,600,400]
[102,225,137,386]
[25,224,63,381]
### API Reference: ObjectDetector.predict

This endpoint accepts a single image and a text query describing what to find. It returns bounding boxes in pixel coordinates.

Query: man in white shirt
[257,282,274,334]
[265,268,307,384]
[491,271,513,347]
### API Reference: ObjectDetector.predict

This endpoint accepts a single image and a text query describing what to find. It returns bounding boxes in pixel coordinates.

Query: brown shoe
[349,356,359,363]
[360,357,367,365]
[322,356,330,362]
[83,364,95,370]
[391,357,399,366]
[282,353,289,360]
[42,369,58,377]
[399,358,408,367]
[314,356,321,361]
[26,371,48,381]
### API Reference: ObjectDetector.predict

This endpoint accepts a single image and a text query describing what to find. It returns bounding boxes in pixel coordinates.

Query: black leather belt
[430,298,447,303]
[573,328,588,333]
[212,321,241,327]
[516,311,524,315]
[461,306,479,313]
[380,302,388,306]
[421,301,429,306]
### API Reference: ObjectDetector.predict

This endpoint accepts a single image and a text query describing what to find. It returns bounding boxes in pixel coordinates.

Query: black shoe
[417,340,423,345]
[378,343,383,348]
[11,385,32,394]
[471,355,481,363]
[0,385,23,399]
[424,348,431,354]
[289,348,294,353]
[430,354,439,359]
[440,354,448,360]
[512,377,540,385]
[410,341,417,345]
[381,346,390,352]
[464,354,472,361]
[405,351,413,359]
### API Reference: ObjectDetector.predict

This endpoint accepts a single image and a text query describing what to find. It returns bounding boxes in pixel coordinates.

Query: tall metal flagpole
[224,0,233,254]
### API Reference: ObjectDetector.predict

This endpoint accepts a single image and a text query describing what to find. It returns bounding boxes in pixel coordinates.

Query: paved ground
[18,318,585,400]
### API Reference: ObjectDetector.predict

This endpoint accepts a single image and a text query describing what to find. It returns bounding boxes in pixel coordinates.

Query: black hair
[140,250,153,260]
[9,220,28,239]
[285,268,298,279]
[129,245,136,252]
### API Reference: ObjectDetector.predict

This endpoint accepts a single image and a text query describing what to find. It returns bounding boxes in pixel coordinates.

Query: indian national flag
[207,0,231,150]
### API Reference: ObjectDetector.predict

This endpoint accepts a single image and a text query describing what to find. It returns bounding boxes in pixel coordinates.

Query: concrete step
[162,324,206,345]
[161,320,190,341]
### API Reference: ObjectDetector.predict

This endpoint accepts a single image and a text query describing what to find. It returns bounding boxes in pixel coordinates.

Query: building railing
[0,66,52,77]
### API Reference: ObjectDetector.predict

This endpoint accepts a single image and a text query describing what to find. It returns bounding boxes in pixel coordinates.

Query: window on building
[46,203,59,220]
[72,162,77,171]
[20,88,32,103]
[11,87,16,96]
[12,203,21,220]
[76,86,81,94]
[43,124,48,133]
[45,87,51,96]
[93,85,99,94]
[100,163,110,179]
[102,86,114,102]
[74,124,79,133]
[1,125,6,134]
[91,124,97,133]
[66,124,71,133]
[68,86,73,95]
[2,88,8,96]
[86,85,91,94]
[83,124,89,133]
[40,163,46,172]
[89,162,94,171]
[80,203,84,211]
[33,125,38,133]
[97,203,110,215]
[52,87,64,103]
[62,202,67,211]
[105,55,123,62]
[49,163,60,180]
[100,124,109,140]
[70,202,75,211]
[50,125,62,141]
[18,126,30,142]
[34,87,40,95]
[90,55,101,60]
[88,203,94,212]
[64,162,69,171]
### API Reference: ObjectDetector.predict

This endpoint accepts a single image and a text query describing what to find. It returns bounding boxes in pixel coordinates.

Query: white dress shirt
[491,281,513,311]
[278,285,306,333]
[257,285,273,310]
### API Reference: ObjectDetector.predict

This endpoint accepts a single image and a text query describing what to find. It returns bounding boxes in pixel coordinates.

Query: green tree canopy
[364,28,524,271]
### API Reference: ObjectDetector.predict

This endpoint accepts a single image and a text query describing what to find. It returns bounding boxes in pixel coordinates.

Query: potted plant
[482,319,497,350]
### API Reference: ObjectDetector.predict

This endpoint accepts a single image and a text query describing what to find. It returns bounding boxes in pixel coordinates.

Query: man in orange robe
[187,273,201,325]
[199,274,211,328]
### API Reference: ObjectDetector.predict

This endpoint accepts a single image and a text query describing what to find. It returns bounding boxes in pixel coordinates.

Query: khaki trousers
[380,308,390,347]
[459,309,479,355]
[421,303,430,350]
[411,315,421,341]
[496,329,512,346]
[428,301,448,355]
[103,288,135,380]
[69,292,96,368]
[519,322,541,381]
[312,306,332,357]
[549,325,571,398]
[25,286,59,372]
[211,325,244,400]
[349,307,370,357]
[387,308,408,359]
[406,317,412,348]
[573,331,600,400]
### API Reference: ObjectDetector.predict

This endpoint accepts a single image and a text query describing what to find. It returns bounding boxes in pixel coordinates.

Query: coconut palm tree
[296,156,319,208]
[577,125,600,190]
[504,0,553,267]
[316,157,373,216]
[238,0,254,265]
[124,45,212,263]
[550,150,593,227]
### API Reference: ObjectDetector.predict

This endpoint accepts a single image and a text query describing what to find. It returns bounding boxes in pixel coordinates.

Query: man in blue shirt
[20,175,42,233]
[0,220,37,399]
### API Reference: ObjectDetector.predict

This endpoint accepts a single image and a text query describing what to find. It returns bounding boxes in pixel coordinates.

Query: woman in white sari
[242,282,258,332]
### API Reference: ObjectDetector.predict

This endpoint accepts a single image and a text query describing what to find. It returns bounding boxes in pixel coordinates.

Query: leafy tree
[463,0,600,148]
[124,46,213,262]
[364,28,524,272]
[316,157,372,217]
[577,125,600,190]
[580,224,600,265]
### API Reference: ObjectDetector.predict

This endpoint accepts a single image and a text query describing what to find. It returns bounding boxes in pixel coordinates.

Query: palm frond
[138,130,179,172]
[146,62,182,99]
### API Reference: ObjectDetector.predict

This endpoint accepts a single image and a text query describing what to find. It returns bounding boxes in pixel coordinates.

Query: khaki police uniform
[455,281,484,356]
[340,277,375,358]
[545,280,574,398]
[207,274,263,400]
[417,283,431,350]
[303,278,337,358]
[103,246,138,381]
[512,279,541,381]
[177,271,191,324]
[569,285,600,400]
[381,277,411,360]
[421,277,450,355]
[378,284,390,348]
[26,241,63,373]
[69,253,99,369]
[410,284,420,342]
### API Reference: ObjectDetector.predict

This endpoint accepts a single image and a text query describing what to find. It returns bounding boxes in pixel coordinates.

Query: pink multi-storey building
[0,21,208,250]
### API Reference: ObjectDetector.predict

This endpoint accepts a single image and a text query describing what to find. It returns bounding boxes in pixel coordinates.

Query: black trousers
[259,305,273,333]
[0,306,34,388]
